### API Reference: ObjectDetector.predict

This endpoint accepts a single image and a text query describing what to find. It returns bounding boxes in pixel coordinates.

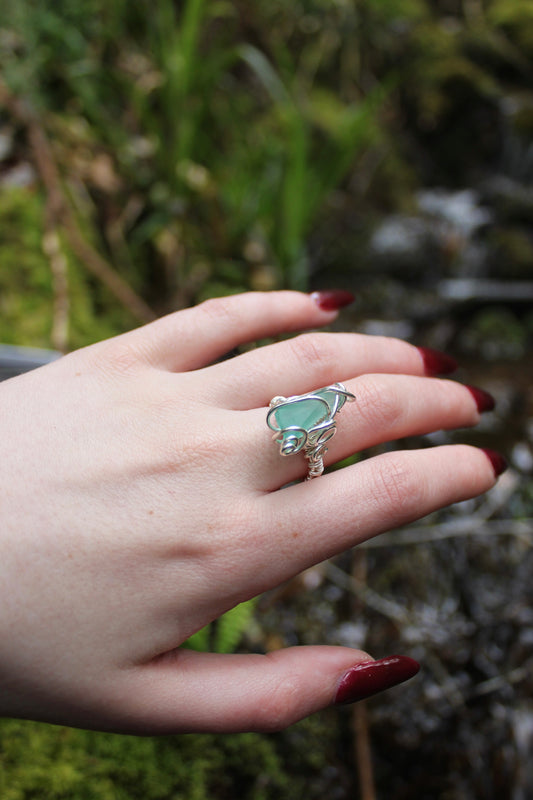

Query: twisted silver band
[267,383,355,480]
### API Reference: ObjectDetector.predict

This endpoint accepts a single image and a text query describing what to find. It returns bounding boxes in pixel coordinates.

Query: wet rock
[0,162,36,188]
[438,278,533,302]
[367,214,441,275]
[482,175,533,223]
[356,318,414,339]
[417,188,493,238]
[511,442,533,472]
[0,345,60,381]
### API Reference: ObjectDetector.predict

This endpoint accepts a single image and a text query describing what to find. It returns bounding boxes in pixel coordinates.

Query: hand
[0,291,503,734]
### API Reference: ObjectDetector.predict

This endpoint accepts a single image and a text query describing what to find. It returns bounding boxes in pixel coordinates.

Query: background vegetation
[0,0,532,797]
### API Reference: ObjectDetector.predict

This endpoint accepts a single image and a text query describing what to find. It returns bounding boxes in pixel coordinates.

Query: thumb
[108,647,420,734]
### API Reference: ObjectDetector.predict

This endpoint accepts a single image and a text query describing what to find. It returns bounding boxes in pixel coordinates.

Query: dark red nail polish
[418,347,458,376]
[334,655,420,705]
[311,290,355,312]
[481,448,508,477]
[466,385,496,413]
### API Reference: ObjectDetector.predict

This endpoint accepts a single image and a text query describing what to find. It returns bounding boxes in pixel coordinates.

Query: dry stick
[359,518,533,549]
[351,550,377,800]
[326,561,467,710]
[326,561,409,625]
[0,81,156,326]
[354,702,376,800]
[42,228,69,352]
[0,84,71,349]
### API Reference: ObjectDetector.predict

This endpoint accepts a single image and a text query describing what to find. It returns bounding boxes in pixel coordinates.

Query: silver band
[267,383,355,480]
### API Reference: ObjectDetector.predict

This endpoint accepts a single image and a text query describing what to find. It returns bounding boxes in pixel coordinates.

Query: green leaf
[214,599,258,654]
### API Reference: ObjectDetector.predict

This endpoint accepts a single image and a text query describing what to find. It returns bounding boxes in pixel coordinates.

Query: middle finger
[201,332,455,410]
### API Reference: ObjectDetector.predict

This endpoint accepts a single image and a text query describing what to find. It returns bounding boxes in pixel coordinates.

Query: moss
[0,186,137,350]
[488,0,533,54]
[0,721,292,800]
[489,226,533,278]
[0,715,350,799]
[0,188,55,347]
[460,306,528,360]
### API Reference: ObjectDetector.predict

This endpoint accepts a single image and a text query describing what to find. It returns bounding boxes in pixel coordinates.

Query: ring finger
[244,374,488,491]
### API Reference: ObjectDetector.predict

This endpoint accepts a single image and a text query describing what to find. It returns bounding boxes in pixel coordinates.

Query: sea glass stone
[268,384,354,470]
[268,387,348,455]
[271,395,330,433]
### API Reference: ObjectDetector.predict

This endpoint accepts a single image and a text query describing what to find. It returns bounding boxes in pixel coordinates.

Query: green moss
[488,0,533,53]
[489,226,533,278]
[0,720,291,800]
[0,188,55,347]
[461,307,528,360]
[0,186,137,350]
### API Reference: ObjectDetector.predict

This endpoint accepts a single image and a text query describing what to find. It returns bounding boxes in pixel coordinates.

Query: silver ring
[267,383,355,480]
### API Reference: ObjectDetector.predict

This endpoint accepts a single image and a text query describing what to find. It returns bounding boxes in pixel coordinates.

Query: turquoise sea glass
[268,383,354,471]
[268,387,349,456]
[271,395,329,432]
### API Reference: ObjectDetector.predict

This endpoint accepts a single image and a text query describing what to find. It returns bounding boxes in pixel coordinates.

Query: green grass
[3,0,530,336]
[0,0,389,333]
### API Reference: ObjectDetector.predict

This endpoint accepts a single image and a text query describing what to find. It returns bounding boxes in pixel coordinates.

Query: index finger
[120,291,346,372]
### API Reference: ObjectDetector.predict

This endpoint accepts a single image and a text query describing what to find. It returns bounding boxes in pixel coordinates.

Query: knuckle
[369,455,424,519]
[197,296,235,325]
[357,376,403,430]
[288,333,336,374]
[89,337,142,379]
[170,427,231,473]
[253,673,301,733]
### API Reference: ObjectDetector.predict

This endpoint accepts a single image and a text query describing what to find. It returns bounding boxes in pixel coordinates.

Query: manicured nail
[334,655,420,705]
[311,290,355,312]
[417,346,458,376]
[481,448,508,477]
[466,385,496,413]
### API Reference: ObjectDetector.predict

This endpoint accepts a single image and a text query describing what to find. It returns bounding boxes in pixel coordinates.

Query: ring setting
[267,383,355,479]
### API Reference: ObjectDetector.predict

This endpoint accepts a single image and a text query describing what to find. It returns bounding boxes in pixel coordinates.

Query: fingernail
[417,346,458,376]
[334,655,420,705]
[481,448,508,477]
[311,290,355,312]
[466,385,496,413]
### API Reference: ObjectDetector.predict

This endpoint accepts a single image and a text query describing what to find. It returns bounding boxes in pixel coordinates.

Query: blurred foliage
[0,711,348,799]
[0,720,289,800]
[184,599,258,654]
[1,0,531,349]
[0,188,54,345]
[0,188,136,348]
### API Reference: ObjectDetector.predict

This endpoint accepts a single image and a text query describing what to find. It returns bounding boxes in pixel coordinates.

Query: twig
[422,657,533,709]
[350,550,377,800]
[354,703,377,800]
[359,518,533,549]
[325,560,409,625]
[424,651,466,710]
[469,661,533,699]
[0,79,156,328]
[42,228,69,352]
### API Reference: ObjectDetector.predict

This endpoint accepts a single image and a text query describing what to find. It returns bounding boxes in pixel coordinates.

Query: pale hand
[0,292,500,733]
